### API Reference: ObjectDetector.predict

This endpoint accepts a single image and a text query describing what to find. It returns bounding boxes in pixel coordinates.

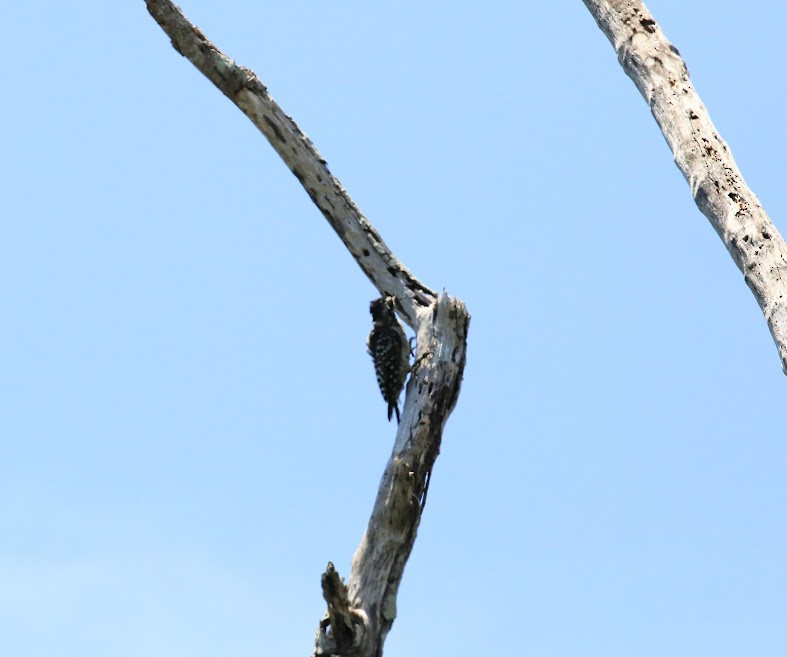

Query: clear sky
[2,2,786,656]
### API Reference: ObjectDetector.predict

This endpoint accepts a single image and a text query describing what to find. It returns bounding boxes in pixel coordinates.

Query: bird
[367,295,410,422]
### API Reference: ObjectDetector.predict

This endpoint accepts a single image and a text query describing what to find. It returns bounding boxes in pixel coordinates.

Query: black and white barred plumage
[367,295,410,422]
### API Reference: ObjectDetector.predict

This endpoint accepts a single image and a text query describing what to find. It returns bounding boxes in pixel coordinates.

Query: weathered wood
[583,0,787,374]
[315,293,468,656]
[342,293,468,656]
[145,0,436,327]
[145,3,470,655]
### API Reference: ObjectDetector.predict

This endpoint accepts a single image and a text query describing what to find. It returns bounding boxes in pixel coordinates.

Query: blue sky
[2,2,786,656]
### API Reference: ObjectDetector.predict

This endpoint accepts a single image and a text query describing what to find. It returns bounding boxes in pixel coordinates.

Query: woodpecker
[367,295,410,422]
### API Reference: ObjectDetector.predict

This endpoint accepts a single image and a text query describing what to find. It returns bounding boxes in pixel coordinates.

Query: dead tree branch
[145,2,469,655]
[582,0,787,374]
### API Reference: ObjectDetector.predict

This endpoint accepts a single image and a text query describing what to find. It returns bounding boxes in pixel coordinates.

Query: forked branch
[145,2,469,656]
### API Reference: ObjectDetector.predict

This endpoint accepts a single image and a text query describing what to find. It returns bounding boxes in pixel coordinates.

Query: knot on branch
[315,563,366,656]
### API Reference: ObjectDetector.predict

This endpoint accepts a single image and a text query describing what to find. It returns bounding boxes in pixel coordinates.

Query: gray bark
[583,0,787,374]
[144,2,469,656]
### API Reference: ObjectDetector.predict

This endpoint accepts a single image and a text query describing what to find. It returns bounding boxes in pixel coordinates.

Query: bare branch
[145,0,435,327]
[582,0,787,374]
[313,294,468,657]
[342,292,469,656]
[145,3,470,656]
